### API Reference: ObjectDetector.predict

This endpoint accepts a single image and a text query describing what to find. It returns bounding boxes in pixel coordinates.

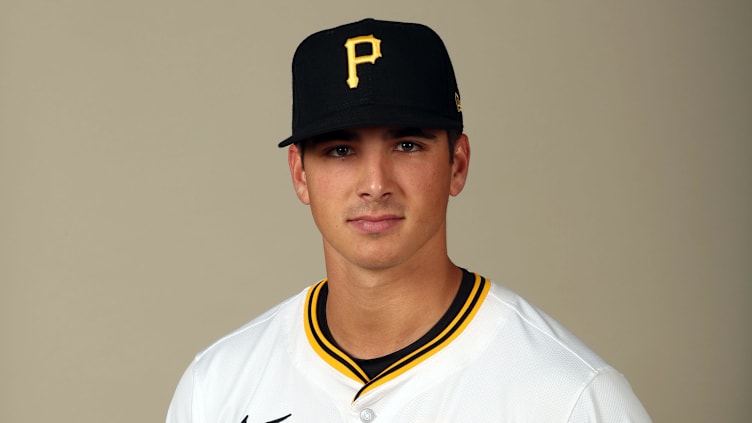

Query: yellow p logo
[344,35,382,89]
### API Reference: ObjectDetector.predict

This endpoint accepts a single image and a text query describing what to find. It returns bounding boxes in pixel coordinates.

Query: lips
[347,215,404,234]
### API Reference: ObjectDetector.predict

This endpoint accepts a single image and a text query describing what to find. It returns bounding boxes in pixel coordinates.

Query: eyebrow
[311,128,437,144]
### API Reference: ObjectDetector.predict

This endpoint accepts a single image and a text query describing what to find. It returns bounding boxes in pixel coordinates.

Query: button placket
[359,407,376,422]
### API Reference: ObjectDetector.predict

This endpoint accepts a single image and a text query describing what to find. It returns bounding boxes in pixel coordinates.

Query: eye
[326,145,353,158]
[396,141,421,152]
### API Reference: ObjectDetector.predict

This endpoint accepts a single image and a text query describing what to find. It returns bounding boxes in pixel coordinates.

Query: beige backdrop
[1,1,750,422]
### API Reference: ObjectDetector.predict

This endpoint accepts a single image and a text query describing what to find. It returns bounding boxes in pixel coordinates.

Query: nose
[358,150,393,202]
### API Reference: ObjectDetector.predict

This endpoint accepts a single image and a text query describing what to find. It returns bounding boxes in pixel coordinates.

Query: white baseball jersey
[166,271,651,422]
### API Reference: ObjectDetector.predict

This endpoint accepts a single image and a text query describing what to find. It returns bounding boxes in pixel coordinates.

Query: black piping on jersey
[303,269,490,401]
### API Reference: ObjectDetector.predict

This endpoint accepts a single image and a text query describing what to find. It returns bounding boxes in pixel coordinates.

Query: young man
[167,18,651,422]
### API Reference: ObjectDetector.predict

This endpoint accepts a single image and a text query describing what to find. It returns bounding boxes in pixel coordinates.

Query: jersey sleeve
[166,359,199,423]
[568,368,652,422]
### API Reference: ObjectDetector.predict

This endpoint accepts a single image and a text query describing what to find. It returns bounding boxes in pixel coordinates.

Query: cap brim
[278,104,462,147]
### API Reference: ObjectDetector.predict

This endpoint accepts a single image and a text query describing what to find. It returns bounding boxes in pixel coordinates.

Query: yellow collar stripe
[304,273,490,401]
[354,273,490,399]
[304,281,369,383]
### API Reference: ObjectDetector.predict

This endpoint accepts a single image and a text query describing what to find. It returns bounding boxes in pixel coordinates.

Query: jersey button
[359,408,376,422]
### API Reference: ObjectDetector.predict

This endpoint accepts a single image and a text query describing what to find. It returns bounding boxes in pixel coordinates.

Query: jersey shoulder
[467,279,651,421]
[192,286,309,367]
[483,280,610,373]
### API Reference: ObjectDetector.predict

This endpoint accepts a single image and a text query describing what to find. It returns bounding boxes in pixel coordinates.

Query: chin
[348,252,408,271]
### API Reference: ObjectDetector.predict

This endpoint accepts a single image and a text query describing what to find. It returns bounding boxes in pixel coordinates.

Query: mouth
[347,215,404,234]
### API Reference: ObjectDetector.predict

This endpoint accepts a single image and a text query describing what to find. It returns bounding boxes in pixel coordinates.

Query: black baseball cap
[278,18,463,147]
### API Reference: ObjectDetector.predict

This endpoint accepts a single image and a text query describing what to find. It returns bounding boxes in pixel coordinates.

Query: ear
[288,144,310,205]
[449,134,470,197]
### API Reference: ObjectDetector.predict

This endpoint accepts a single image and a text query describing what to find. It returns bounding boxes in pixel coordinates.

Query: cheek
[307,188,337,234]
[305,170,349,225]
[405,166,452,217]
[410,163,452,194]
[305,170,341,203]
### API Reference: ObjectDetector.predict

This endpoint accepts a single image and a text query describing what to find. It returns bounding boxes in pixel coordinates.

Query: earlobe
[288,144,311,205]
[449,134,470,196]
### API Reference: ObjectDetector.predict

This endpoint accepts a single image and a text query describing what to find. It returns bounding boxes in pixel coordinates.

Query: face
[288,126,470,272]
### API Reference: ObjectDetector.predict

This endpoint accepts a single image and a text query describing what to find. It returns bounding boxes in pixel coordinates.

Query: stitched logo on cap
[344,35,382,89]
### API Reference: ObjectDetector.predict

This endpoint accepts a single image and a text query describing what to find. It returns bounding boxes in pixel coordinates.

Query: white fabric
[166,279,651,422]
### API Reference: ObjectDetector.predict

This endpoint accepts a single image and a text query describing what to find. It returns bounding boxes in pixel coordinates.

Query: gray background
[1,1,750,422]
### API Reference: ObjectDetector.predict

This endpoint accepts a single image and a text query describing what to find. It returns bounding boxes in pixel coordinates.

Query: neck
[324,258,462,359]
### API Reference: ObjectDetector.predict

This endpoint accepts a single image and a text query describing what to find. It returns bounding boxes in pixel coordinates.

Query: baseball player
[166,18,651,422]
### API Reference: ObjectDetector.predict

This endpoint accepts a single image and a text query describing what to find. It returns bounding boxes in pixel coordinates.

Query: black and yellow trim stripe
[304,280,370,383]
[303,272,490,401]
